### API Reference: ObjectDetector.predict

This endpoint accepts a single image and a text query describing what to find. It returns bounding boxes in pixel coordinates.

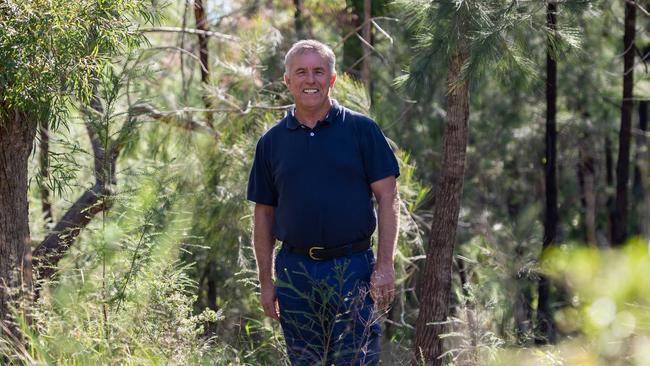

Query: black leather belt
[283,238,372,261]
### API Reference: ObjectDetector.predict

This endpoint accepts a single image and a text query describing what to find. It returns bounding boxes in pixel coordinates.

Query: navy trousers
[275,246,381,366]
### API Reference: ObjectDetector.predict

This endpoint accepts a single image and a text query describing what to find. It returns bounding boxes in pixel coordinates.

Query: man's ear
[284,74,290,87]
[329,72,337,87]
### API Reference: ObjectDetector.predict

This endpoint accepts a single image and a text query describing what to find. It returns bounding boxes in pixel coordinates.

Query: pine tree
[397,0,590,362]
[612,0,637,245]
[537,0,559,344]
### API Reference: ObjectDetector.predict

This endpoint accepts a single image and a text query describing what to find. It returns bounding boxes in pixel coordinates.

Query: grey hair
[284,40,336,75]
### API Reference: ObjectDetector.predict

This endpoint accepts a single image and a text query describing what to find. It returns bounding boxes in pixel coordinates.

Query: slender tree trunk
[612,0,636,246]
[632,100,647,237]
[361,0,372,94]
[293,0,306,40]
[578,134,597,246]
[537,0,558,344]
[343,0,363,78]
[39,120,53,228]
[633,100,647,197]
[194,0,213,126]
[0,109,36,334]
[606,136,615,243]
[514,280,533,343]
[513,241,533,343]
[413,39,470,366]
[199,259,219,335]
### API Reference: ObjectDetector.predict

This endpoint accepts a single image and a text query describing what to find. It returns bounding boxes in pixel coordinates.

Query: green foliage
[2,172,227,364]
[0,0,151,126]
[492,239,650,365]
[395,0,594,93]
[6,0,647,364]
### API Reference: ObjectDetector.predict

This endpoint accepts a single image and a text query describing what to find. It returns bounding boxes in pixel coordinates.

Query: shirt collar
[285,99,341,130]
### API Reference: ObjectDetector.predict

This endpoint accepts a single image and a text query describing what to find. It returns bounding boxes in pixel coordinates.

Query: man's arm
[253,203,279,320]
[369,175,400,307]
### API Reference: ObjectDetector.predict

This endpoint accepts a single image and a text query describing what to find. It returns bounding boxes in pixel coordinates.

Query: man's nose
[306,72,315,83]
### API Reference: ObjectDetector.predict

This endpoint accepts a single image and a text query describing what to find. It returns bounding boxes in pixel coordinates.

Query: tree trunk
[632,100,647,237]
[39,120,53,228]
[194,0,213,126]
[293,0,306,40]
[537,0,558,344]
[633,100,647,198]
[606,136,615,243]
[578,133,597,246]
[514,242,533,343]
[361,0,372,94]
[0,109,36,334]
[342,0,363,78]
[413,43,470,366]
[514,280,533,343]
[612,0,636,246]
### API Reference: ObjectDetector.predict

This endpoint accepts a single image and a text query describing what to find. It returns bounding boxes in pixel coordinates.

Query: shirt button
[310,132,315,137]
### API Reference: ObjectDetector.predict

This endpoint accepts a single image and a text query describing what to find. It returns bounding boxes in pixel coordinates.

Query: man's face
[284,51,336,111]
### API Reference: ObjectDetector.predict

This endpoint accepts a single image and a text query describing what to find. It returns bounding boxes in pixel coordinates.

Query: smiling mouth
[303,89,319,94]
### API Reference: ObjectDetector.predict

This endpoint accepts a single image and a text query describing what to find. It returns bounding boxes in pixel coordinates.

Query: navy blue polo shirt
[247,100,399,248]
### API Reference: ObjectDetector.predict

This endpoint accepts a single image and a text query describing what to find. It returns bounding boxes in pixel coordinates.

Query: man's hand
[370,264,395,310]
[260,283,279,320]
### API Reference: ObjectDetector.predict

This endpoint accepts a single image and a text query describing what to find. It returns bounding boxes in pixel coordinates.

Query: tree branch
[627,0,650,17]
[128,103,220,139]
[333,17,398,50]
[33,91,274,282]
[33,183,111,281]
[34,92,117,283]
[139,26,239,42]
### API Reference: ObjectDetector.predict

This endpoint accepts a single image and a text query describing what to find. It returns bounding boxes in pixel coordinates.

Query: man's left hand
[370,265,395,310]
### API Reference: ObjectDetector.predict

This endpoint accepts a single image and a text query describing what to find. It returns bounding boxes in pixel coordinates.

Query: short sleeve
[247,137,278,206]
[360,121,400,183]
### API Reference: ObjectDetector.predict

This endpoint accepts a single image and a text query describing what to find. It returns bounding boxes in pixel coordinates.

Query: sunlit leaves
[539,239,650,361]
[0,0,152,128]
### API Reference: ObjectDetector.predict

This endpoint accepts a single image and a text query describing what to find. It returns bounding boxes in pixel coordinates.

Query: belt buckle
[308,246,325,260]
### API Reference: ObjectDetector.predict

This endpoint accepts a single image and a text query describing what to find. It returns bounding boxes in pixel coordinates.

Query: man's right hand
[260,283,279,320]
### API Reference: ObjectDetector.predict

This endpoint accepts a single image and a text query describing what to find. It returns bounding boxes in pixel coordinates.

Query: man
[247,39,399,366]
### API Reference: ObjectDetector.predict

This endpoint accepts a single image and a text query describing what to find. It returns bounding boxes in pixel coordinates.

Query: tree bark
[633,100,647,198]
[632,100,647,237]
[537,0,558,344]
[361,0,372,93]
[39,120,53,228]
[413,42,470,366]
[0,108,36,334]
[606,136,615,243]
[194,0,213,126]
[293,0,306,40]
[342,0,363,79]
[578,133,597,246]
[612,0,636,246]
